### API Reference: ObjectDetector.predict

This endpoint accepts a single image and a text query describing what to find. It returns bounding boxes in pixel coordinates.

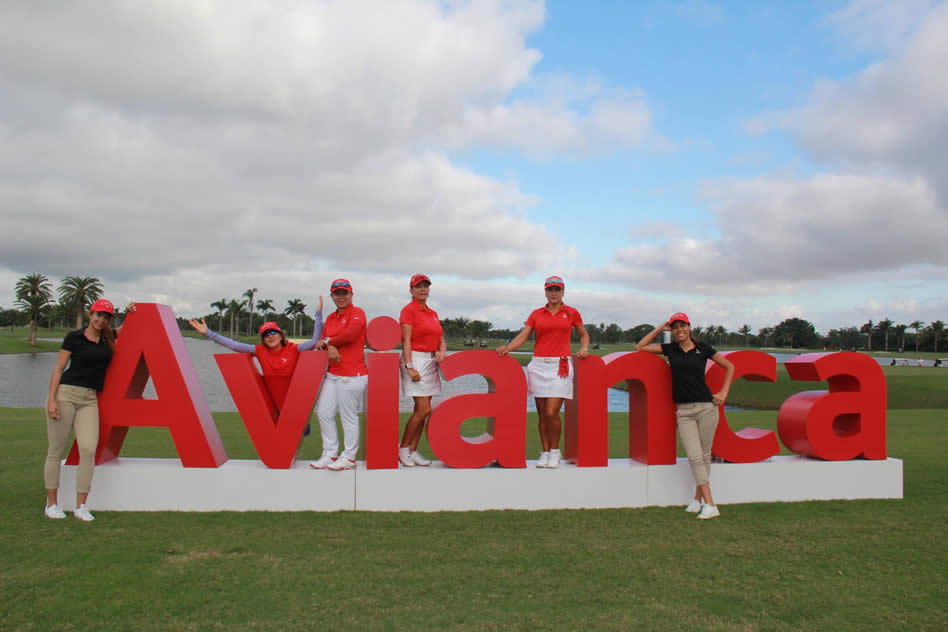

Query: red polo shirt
[323,304,367,376]
[399,300,443,352]
[526,304,583,357]
[253,342,300,408]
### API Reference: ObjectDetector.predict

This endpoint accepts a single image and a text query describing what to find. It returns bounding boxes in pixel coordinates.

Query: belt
[409,351,436,358]
[537,356,569,363]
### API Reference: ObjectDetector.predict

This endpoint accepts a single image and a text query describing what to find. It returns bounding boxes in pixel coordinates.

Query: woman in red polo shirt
[189,298,323,438]
[310,279,368,471]
[498,275,590,468]
[397,274,447,467]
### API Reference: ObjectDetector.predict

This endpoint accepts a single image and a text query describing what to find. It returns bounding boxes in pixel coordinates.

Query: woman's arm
[435,336,447,363]
[710,352,735,406]
[46,350,71,419]
[401,324,422,382]
[575,323,591,358]
[189,318,254,353]
[298,297,325,351]
[497,325,532,356]
[635,321,669,354]
[115,302,136,335]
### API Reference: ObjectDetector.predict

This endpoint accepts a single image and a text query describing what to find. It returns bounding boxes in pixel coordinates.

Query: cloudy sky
[1,0,946,333]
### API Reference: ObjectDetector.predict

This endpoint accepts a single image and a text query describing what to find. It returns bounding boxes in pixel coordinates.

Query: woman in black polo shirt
[637,312,734,519]
[43,299,131,522]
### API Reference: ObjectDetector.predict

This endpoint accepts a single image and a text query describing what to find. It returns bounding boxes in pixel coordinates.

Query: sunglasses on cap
[331,280,351,289]
[262,329,281,338]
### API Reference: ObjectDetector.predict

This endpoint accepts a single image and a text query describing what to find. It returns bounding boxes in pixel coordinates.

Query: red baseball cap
[330,278,352,293]
[410,274,431,288]
[90,299,114,314]
[544,275,565,289]
[668,312,690,325]
[259,321,282,335]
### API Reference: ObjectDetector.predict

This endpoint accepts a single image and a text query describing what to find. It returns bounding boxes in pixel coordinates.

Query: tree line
[7,274,947,353]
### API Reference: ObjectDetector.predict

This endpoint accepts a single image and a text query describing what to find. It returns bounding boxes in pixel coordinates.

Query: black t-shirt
[661,341,718,404]
[60,329,113,391]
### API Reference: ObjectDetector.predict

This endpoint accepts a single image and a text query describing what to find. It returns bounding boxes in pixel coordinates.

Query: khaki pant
[45,384,99,494]
[676,401,718,486]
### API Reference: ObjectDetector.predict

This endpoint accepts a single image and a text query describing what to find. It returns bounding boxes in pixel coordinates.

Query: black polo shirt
[60,329,113,391]
[661,341,718,404]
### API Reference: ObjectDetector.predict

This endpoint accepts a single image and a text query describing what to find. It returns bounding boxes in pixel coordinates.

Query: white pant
[316,373,367,460]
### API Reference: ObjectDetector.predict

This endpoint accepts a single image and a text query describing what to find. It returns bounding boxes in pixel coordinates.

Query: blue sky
[0,1,945,334]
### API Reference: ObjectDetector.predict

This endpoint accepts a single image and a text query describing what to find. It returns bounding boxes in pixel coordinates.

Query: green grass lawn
[0,326,65,354]
[1,406,944,631]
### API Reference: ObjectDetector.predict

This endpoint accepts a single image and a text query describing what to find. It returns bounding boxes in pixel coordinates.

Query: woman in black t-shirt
[43,299,133,522]
[637,312,734,520]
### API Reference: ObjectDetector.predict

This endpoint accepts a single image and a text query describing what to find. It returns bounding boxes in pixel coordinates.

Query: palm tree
[758,326,774,347]
[227,299,245,339]
[15,273,54,346]
[284,299,306,337]
[211,299,228,332]
[716,325,727,346]
[860,320,874,351]
[876,318,893,352]
[738,324,751,347]
[256,299,275,320]
[909,320,923,353]
[894,324,907,352]
[57,276,104,329]
[243,288,258,336]
[929,321,945,354]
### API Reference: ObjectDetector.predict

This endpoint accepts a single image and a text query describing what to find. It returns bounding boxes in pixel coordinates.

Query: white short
[401,351,443,397]
[526,356,573,399]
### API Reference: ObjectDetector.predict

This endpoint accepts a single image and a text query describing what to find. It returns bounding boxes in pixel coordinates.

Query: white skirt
[526,356,573,399]
[401,351,443,397]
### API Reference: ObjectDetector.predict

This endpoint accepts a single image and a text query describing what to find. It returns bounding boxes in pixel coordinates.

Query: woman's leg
[541,397,565,450]
[400,396,432,450]
[72,393,100,507]
[44,391,76,507]
[695,403,720,506]
[534,397,549,451]
[315,377,340,457]
[676,404,711,492]
[337,376,367,461]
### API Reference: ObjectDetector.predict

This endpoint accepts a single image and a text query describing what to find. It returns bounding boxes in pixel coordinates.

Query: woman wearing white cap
[637,312,735,520]
[498,276,590,468]
[44,299,134,522]
[397,274,447,467]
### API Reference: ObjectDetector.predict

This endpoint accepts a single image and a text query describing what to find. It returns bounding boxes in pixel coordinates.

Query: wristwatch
[322,337,331,345]
[405,362,414,369]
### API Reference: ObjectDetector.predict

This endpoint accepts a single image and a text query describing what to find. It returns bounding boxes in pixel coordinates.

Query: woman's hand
[327,345,341,364]
[407,368,421,382]
[126,302,136,313]
[577,347,589,359]
[47,399,60,420]
[317,296,323,313]
[435,350,446,363]
[188,318,208,335]
[712,391,728,407]
[496,345,508,356]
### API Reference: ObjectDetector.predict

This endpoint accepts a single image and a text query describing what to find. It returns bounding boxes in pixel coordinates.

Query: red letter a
[426,350,527,468]
[216,351,328,468]
[66,303,227,467]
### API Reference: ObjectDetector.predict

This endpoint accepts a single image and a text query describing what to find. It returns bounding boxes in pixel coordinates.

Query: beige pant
[676,401,719,486]
[45,384,99,494]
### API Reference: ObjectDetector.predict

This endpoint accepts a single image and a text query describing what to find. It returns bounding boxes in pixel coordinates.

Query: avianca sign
[66,304,887,470]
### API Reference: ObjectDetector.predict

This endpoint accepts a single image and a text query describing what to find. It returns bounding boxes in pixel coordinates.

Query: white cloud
[0,0,657,313]
[823,0,938,53]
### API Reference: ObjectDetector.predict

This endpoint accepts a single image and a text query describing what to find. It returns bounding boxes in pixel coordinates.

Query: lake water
[0,341,897,412]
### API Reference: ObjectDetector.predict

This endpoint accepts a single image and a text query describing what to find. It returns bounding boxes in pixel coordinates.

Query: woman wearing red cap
[311,279,368,471]
[498,276,590,468]
[188,298,323,438]
[397,274,447,467]
[637,312,735,520]
[44,299,134,522]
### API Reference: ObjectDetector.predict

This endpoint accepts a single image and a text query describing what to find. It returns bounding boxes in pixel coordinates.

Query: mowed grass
[1,407,945,631]
[0,327,64,354]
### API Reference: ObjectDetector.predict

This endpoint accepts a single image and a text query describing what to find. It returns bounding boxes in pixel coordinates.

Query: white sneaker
[74,504,95,522]
[398,447,415,467]
[685,499,703,513]
[410,451,431,466]
[44,504,66,519]
[697,504,720,520]
[309,454,336,469]
[547,450,561,468]
[536,451,550,468]
[327,457,356,471]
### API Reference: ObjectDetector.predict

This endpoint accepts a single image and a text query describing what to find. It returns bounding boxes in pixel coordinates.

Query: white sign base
[58,456,903,512]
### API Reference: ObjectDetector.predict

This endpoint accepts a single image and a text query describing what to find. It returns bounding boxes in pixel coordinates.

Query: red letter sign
[426,350,526,468]
[216,351,328,469]
[565,352,677,466]
[67,303,227,467]
[778,352,887,460]
[364,316,401,469]
[705,350,780,463]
